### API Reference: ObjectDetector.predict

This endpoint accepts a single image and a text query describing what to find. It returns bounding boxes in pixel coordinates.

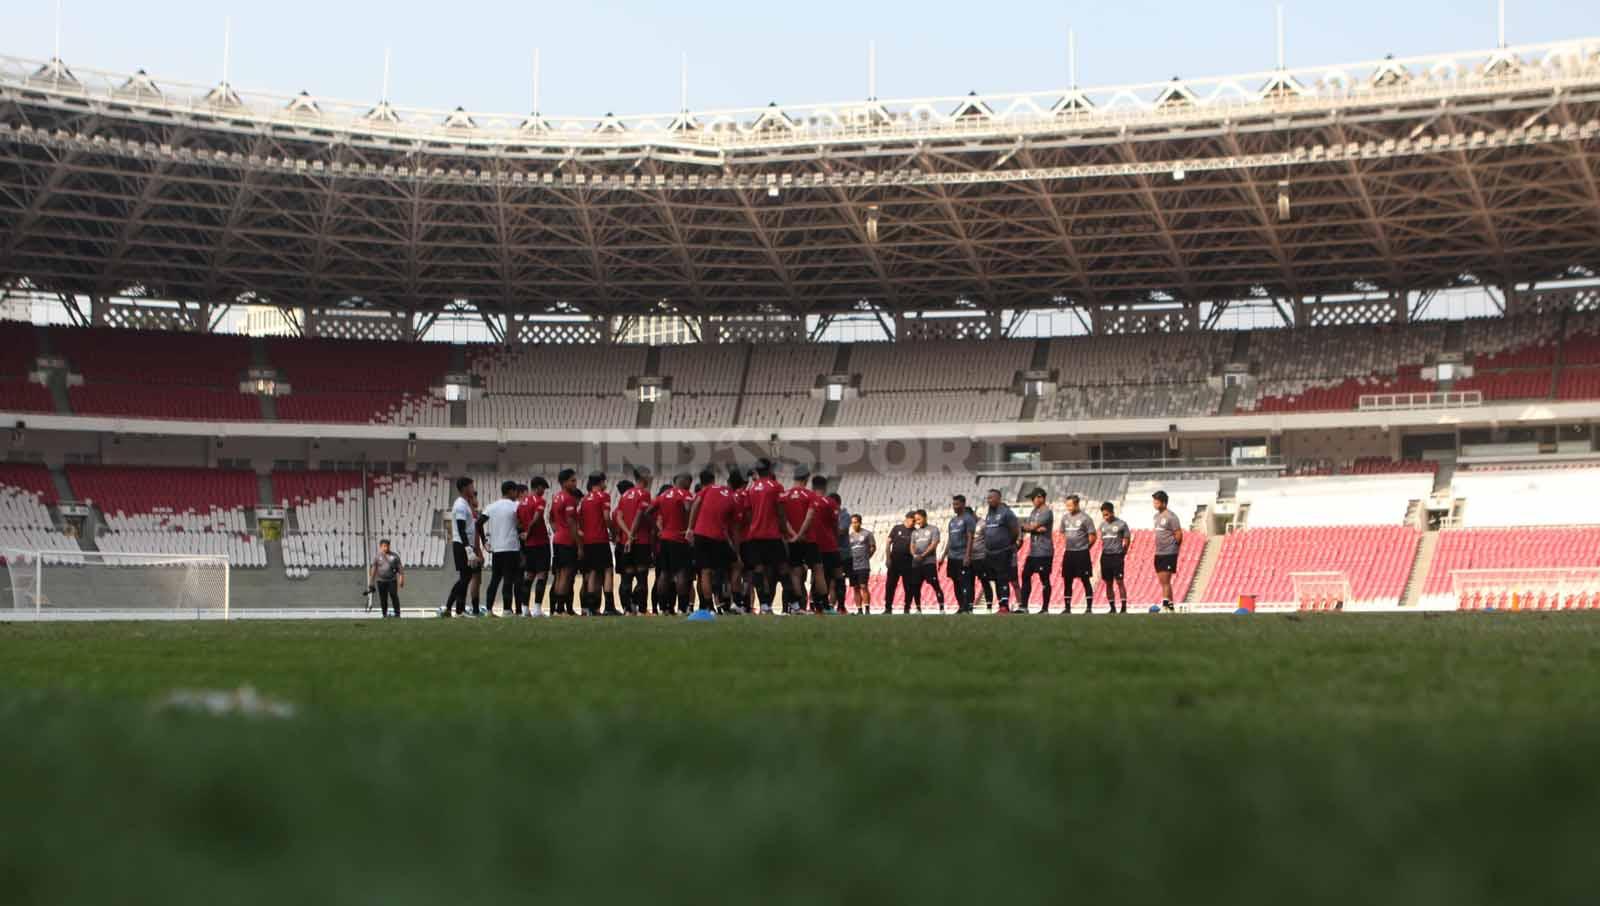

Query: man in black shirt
[884,512,917,615]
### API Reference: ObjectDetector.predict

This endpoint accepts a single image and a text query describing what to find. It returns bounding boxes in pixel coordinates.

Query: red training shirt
[517,493,549,547]
[743,476,784,541]
[692,485,737,542]
[615,486,656,545]
[656,487,692,543]
[780,485,815,541]
[550,488,580,547]
[578,488,612,545]
[811,494,840,552]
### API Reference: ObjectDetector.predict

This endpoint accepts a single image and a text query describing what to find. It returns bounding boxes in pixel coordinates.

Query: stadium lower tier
[1421,527,1600,610]
[1202,526,1421,608]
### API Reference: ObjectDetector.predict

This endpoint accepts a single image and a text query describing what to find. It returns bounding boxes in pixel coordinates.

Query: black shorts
[553,544,580,570]
[743,538,787,571]
[615,541,654,569]
[849,569,871,588]
[1154,553,1180,574]
[658,540,694,573]
[788,541,819,568]
[985,550,1017,585]
[1062,549,1094,580]
[522,546,551,574]
[581,542,614,573]
[1100,553,1126,581]
[917,561,940,581]
[693,534,734,571]
[819,550,842,574]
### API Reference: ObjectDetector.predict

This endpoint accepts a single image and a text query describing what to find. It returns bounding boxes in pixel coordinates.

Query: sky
[3,0,1598,117]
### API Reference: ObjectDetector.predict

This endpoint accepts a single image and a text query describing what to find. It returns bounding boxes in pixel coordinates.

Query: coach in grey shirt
[1019,488,1055,613]
[982,489,1020,611]
[1059,494,1099,613]
[945,495,979,613]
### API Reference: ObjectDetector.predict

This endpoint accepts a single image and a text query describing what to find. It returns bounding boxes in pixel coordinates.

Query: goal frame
[2,548,231,620]
[1450,568,1600,612]
[1289,571,1352,612]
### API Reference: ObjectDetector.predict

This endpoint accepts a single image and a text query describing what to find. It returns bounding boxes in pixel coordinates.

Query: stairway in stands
[1400,531,1440,608]
[729,345,755,426]
[819,345,854,427]
[1184,534,1227,605]
[635,347,662,428]
[448,345,468,427]
[250,337,275,420]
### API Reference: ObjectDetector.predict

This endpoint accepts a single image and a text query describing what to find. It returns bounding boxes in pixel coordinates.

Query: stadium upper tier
[3,41,1600,315]
[6,314,1600,429]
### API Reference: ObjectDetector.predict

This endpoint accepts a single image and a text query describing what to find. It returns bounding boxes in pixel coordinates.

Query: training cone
[1148,605,1163,614]
[686,609,717,623]
[1234,607,1251,616]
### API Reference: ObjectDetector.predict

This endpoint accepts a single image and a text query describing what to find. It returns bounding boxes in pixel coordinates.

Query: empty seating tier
[1205,526,1421,608]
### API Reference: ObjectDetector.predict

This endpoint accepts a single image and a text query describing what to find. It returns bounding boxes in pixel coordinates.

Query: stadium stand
[1205,525,1421,608]
[1421,527,1600,610]
[1038,333,1228,420]
[0,322,53,415]
[836,390,1020,426]
[53,327,260,421]
[735,343,832,426]
[838,340,1026,426]
[1348,458,1438,476]
[64,466,265,566]
[654,345,743,428]
[275,471,445,573]
[269,338,451,426]
[1239,324,1445,413]
[465,344,645,429]
[0,463,76,560]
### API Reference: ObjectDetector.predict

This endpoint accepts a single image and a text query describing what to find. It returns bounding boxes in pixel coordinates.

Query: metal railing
[980,456,1284,474]
[1358,391,1484,412]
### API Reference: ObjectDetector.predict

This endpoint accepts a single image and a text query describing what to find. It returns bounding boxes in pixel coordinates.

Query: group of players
[435,459,849,618]
[366,460,1189,619]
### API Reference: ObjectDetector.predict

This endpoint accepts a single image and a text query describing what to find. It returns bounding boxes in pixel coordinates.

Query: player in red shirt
[655,472,695,614]
[781,465,820,613]
[577,471,615,615]
[738,458,789,615]
[548,469,582,616]
[613,466,658,615]
[688,466,742,613]
[810,474,842,613]
[516,476,551,616]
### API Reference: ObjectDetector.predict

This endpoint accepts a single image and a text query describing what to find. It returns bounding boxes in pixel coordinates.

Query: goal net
[1451,568,1600,612]
[1289,571,1352,612]
[1,549,230,619]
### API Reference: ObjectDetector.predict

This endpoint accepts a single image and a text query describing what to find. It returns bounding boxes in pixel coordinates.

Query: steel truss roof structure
[2,39,1600,329]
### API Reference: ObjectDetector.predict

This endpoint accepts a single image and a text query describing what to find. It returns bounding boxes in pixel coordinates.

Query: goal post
[1,549,231,620]
[1451,568,1600,612]
[1289,571,1352,612]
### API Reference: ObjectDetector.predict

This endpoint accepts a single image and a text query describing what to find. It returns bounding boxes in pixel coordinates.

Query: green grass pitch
[2,613,1598,905]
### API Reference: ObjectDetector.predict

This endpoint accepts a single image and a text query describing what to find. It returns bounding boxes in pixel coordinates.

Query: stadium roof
[2,40,1600,326]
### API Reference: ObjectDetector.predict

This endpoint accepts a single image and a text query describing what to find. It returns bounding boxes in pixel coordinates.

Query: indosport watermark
[506,434,1010,483]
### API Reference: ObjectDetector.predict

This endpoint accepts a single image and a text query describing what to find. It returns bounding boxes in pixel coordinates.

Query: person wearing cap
[1059,494,1099,614]
[368,538,405,618]
[1019,488,1054,614]
[1152,490,1184,612]
[981,489,1021,613]
[1098,502,1131,614]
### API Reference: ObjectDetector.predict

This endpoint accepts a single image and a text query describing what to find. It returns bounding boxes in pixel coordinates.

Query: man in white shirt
[482,480,525,616]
